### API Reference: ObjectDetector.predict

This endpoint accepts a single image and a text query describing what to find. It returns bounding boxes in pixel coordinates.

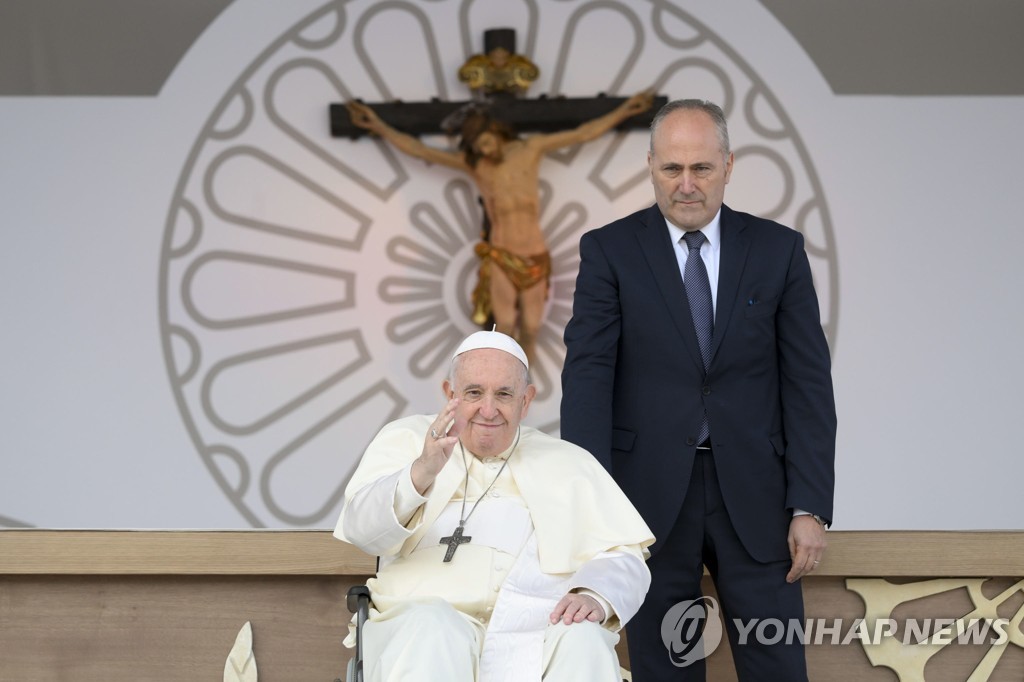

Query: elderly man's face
[648,109,734,232]
[444,348,535,458]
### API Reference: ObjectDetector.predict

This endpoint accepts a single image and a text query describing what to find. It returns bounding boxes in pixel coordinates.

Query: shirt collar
[664,208,722,252]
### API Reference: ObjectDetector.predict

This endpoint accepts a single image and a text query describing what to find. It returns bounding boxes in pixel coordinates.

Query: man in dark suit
[560,99,836,680]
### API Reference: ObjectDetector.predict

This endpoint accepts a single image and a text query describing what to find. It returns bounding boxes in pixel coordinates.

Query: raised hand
[410,398,463,495]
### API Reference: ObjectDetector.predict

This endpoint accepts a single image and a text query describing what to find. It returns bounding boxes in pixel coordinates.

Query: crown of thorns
[440,100,495,136]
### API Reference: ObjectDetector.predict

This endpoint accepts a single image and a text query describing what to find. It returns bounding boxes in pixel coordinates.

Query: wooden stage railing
[1,530,1021,681]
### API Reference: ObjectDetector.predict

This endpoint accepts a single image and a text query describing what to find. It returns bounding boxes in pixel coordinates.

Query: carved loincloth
[471,243,551,325]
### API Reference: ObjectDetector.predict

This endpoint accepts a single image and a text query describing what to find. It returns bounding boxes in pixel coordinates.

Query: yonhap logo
[661,596,724,667]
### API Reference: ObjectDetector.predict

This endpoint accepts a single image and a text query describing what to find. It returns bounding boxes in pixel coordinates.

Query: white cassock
[336,415,655,682]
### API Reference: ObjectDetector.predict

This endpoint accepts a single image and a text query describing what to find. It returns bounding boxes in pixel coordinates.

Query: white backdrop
[1,0,1022,530]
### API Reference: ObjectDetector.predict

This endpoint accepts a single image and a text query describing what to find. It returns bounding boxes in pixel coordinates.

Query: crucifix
[439,524,472,562]
[329,28,667,365]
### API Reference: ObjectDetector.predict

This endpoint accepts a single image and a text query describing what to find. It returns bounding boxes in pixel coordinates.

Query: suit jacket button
[702,385,711,395]
[686,437,696,446]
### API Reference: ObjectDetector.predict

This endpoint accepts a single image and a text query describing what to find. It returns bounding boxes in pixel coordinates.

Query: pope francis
[335,330,655,681]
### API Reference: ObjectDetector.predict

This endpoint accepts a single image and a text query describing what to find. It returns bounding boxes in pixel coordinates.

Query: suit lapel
[635,205,706,372]
[711,205,750,360]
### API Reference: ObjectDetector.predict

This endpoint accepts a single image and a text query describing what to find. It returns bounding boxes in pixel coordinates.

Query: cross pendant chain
[440,523,472,562]
[439,432,518,563]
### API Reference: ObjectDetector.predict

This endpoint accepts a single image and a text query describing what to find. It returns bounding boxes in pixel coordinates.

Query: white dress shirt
[665,209,722,319]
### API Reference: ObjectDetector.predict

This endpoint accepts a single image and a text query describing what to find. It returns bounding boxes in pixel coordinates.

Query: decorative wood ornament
[223,621,258,682]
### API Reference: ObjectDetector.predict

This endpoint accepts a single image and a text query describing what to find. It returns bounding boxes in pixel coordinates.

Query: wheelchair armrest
[347,584,371,614]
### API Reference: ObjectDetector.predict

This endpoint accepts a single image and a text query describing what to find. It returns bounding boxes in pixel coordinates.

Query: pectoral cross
[440,524,472,562]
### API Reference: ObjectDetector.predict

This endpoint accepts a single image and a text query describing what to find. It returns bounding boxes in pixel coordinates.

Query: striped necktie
[682,230,713,444]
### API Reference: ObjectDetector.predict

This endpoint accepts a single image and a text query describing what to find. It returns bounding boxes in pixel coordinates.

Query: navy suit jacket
[560,203,836,562]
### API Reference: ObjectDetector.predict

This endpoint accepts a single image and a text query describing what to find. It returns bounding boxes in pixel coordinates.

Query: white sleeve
[337,463,428,556]
[568,545,650,631]
[393,463,429,524]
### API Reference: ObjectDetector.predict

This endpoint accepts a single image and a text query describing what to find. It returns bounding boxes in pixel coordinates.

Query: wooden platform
[1,530,1022,681]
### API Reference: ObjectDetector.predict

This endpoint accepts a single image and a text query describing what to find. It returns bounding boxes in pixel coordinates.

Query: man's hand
[409,399,462,495]
[549,592,605,625]
[786,514,827,583]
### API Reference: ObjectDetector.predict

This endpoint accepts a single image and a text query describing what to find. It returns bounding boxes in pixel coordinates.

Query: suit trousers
[626,450,808,681]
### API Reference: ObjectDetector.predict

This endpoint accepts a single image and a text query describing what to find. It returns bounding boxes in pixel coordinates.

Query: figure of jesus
[346,90,654,366]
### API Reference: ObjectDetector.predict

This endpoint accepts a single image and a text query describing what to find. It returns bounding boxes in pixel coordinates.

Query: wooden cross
[440,524,472,562]
[328,28,665,139]
[329,93,665,139]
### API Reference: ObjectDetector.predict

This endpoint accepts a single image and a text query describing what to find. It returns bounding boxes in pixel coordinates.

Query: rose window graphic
[158,0,837,527]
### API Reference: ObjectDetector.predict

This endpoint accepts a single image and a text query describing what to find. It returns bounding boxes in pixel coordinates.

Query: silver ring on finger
[431,428,441,440]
